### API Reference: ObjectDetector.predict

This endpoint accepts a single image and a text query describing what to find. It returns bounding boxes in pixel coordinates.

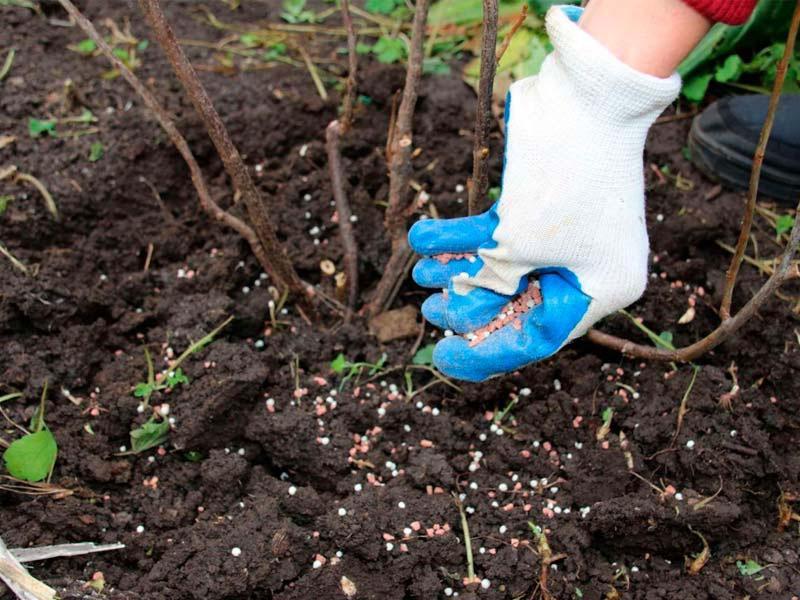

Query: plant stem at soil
[368,0,429,317]
[719,0,800,320]
[55,0,315,312]
[453,493,476,582]
[467,0,498,216]
[138,0,314,315]
[325,121,359,316]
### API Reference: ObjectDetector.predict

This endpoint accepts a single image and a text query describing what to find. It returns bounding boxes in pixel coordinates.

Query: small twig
[0,47,15,81]
[467,0,498,216]
[495,4,528,64]
[340,0,358,133]
[143,242,154,272]
[325,121,359,316]
[1,169,58,220]
[137,0,314,313]
[0,242,28,274]
[719,1,800,320]
[653,109,698,125]
[672,365,699,446]
[368,0,429,316]
[297,45,328,101]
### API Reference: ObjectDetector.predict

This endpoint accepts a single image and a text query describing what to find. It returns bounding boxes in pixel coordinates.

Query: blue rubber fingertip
[421,294,450,330]
[412,256,484,289]
[433,337,491,383]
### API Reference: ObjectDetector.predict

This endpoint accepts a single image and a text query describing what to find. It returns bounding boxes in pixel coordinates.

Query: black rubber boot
[688,94,800,205]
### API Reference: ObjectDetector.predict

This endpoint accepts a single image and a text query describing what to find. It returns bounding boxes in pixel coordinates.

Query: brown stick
[56,0,274,280]
[495,4,528,64]
[367,0,430,317]
[340,0,358,133]
[718,0,800,320]
[467,0,499,216]
[325,121,359,316]
[138,0,313,313]
[587,197,800,361]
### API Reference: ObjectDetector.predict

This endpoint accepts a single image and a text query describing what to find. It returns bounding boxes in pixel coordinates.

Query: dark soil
[2,2,800,599]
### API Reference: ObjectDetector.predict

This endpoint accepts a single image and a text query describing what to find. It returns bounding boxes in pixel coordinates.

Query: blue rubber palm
[408,208,592,382]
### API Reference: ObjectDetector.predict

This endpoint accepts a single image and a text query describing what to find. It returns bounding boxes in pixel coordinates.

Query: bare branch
[137,0,313,312]
[325,120,359,316]
[588,2,800,361]
[719,1,800,319]
[368,0,430,317]
[495,4,528,63]
[467,0,498,216]
[56,0,288,301]
[340,0,358,133]
[587,197,800,361]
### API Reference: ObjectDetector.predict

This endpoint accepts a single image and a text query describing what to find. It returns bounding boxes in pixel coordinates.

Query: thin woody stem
[56,0,273,275]
[340,0,358,133]
[138,0,313,313]
[467,0,499,216]
[587,198,800,361]
[326,121,359,316]
[368,0,430,317]
[718,0,800,320]
[495,4,528,63]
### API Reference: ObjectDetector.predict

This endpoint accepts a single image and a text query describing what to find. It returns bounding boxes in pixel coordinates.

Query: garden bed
[1,2,799,599]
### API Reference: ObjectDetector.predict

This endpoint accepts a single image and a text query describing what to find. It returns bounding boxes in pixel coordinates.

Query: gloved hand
[408,5,681,382]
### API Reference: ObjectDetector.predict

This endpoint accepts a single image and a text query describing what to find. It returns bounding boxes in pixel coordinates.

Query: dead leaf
[369,305,420,343]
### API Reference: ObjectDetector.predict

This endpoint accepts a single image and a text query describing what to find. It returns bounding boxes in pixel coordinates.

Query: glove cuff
[544,5,681,126]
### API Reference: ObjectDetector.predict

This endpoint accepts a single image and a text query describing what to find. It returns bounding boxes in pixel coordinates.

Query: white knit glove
[407,6,682,381]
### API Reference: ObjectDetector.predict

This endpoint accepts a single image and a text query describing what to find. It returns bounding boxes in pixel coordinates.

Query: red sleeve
[681,0,758,24]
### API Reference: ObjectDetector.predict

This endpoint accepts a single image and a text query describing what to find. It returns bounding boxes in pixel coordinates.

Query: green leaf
[488,187,501,201]
[330,353,347,374]
[137,39,149,52]
[775,214,794,237]
[681,73,713,103]
[184,450,203,462]
[0,0,38,9]
[134,382,156,398]
[3,429,58,482]
[356,42,372,55]
[130,418,170,453]
[412,344,436,366]
[423,56,450,75]
[365,0,399,15]
[71,38,97,55]
[240,33,260,48]
[88,141,104,162]
[0,195,12,216]
[715,54,744,83]
[658,331,675,349]
[601,407,614,424]
[736,559,764,576]
[112,47,130,64]
[165,368,189,389]
[28,118,56,138]
[263,42,287,61]
[372,37,406,64]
